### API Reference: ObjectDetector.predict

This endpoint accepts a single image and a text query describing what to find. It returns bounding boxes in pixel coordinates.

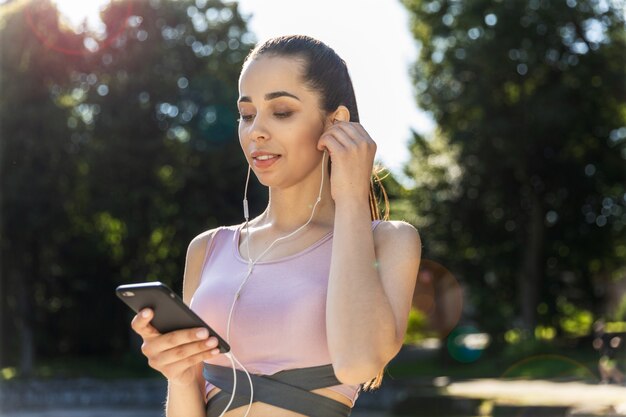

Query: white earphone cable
[215,151,327,417]
[216,352,237,417]
[242,150,327,286]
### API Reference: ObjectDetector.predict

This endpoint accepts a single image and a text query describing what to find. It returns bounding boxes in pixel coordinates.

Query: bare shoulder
[182,226,222,303]
[373,220,422,278]
[187,227,221,255]
[373,220,421,253]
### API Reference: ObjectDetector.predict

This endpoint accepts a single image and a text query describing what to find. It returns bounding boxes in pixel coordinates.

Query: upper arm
[181,227,220,400]
[182,228,220,305]
[373,221,421,349]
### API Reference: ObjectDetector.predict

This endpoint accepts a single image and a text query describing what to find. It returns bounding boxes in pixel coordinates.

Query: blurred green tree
[0,0,87,376]
[63,0,256,359]
[402,0,626,336]
[0,0,257,375]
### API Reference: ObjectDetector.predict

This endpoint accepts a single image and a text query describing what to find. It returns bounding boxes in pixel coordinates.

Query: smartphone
[116,281,230,353]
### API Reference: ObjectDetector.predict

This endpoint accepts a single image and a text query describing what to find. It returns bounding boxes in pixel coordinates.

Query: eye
[274,112,293,119]
[238,114,254,122]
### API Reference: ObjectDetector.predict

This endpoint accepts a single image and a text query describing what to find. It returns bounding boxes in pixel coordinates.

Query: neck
[262,178,335,232]
[253,157,335,232]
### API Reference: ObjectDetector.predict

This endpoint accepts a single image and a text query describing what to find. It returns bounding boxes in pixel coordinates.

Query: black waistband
[202,362,353,417]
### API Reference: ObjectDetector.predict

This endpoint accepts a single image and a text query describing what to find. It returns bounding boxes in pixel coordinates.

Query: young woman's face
[237,55,328,189]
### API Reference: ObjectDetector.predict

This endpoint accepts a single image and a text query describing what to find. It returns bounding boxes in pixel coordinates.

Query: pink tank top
[190,221,382,405]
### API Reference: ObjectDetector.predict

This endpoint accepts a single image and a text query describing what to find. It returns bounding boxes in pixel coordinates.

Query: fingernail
[211,348,220,355]
[205,338,217,348]
[141,310,150,318]
[196,329,209,339]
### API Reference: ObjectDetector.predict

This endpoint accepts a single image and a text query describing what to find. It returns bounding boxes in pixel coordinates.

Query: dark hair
[243,35,360,123]
[244,35,389,226]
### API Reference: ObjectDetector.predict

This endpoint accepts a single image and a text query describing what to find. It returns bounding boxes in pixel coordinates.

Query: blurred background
[0,0,625,416]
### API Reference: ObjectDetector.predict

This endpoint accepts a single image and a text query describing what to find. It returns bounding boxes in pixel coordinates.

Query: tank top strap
[198,226,226,284]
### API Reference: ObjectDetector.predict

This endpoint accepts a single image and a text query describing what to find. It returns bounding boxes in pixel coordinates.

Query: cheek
[238,124,247,144]
[288,132,317,156]
[288,118,324,146]
[238,126,249,156]
[287,125,325,166]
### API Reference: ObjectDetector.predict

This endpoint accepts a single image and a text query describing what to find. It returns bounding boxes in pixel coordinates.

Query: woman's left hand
[317,121,377,203]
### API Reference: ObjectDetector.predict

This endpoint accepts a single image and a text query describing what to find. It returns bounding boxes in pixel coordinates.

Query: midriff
[206,386,352,417]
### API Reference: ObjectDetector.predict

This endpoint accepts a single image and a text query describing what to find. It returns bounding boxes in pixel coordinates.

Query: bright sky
[235,0,435,177]
[50,0,110,37]
[42,0,436,178]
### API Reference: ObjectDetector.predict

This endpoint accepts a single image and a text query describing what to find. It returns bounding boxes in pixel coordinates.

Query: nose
[248,114,270,142]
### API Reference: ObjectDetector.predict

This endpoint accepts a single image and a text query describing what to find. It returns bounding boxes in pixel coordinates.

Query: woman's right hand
[131,308,222,387]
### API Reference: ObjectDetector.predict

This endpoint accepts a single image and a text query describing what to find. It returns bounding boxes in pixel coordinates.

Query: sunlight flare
[51,0,110,37]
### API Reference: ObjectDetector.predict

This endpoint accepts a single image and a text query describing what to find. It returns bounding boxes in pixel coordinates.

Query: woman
[131,35,421,417]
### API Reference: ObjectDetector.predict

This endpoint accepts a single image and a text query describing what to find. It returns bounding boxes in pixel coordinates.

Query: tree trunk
[16,245,36,377]
[0,256,4,368]
[518,193,544,333]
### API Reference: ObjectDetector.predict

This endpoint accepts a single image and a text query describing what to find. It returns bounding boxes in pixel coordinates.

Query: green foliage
[556,297,593,337]
[605,320,626,332]
[614,294,626,321]
[389,337,600,381]
[1,367,17,380]
[0,0,259,372]
[500,353,596,381]
[401,0,626,334]
[404,308,431,344]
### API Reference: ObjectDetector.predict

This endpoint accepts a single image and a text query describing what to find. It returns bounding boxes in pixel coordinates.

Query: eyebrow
[238,91,301,103]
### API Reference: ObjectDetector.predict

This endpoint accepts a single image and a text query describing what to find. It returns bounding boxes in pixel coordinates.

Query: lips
[254,154,279,161]
[251,150,281,159]
[251,150,281,168]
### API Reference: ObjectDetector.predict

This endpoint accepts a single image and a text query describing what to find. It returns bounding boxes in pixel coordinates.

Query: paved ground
[445,378,626,416]
[4,377,626,417]
[2,409,163,417]
[0,407,391,417]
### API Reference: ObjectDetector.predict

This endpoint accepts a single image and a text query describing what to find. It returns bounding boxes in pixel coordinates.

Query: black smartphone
[116,281,230,353]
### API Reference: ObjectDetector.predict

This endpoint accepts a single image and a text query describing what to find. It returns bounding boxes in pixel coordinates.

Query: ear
[328,105,350,124]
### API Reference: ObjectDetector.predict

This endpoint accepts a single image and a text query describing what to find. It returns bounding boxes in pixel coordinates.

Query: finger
[333,121,361,141]
[317,130,346,155]
[318,123,358,150]
[148,327,210,355]
[152,336,221,368]
[324,124,359,148]
[345,121,369,137]
[131,309,161,338]
[335,122,376,148]
[160,347,222,378]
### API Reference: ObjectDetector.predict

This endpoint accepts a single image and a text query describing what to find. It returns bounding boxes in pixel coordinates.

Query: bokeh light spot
[414,259,463,338]
[447,326,486,363]
[485,13,498,26]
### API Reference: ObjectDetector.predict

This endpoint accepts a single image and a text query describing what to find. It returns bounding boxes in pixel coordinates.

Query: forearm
[165,380,206,417]
[326,199,398,381]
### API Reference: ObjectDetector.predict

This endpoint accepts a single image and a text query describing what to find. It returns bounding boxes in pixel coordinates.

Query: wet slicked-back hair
[243,35,360,123]
[242,35,389,391]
